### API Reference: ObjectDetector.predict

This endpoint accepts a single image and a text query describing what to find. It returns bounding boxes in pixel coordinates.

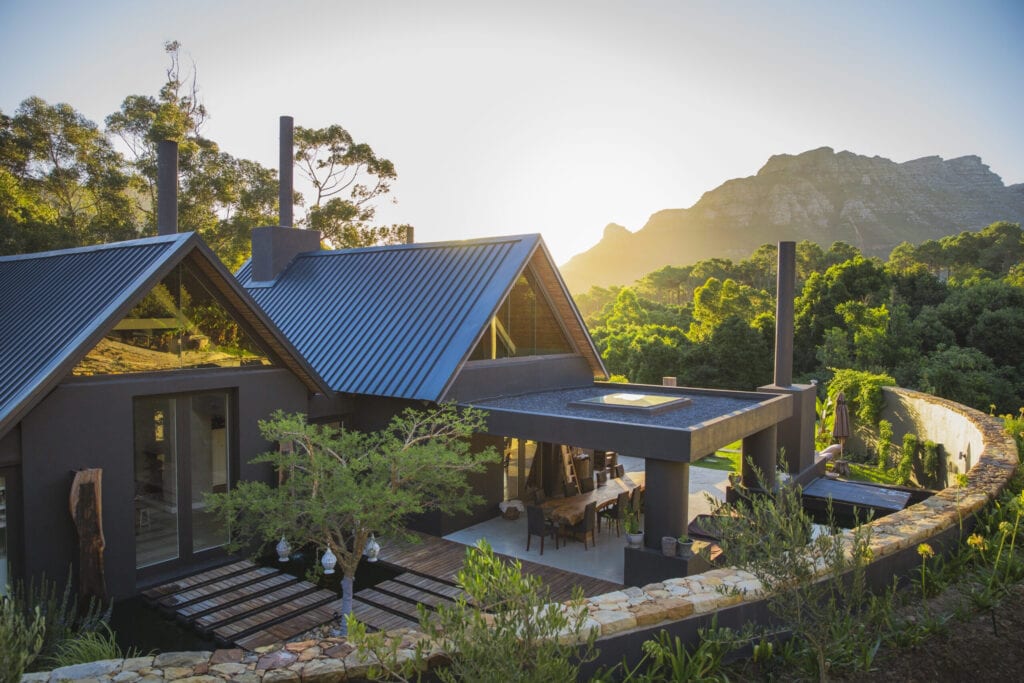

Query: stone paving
[23,388,1019,682]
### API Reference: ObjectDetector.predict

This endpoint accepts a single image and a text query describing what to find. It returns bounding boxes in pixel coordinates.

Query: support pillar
[643,458,689,549]
[759,383,817,474]
[741,425,777,490]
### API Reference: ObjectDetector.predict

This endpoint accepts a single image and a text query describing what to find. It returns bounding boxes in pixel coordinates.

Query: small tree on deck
[207,405,499,633]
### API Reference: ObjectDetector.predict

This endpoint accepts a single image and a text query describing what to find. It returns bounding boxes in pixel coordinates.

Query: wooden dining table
[540,471,646,527]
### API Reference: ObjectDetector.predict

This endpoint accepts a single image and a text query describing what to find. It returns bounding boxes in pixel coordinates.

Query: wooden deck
[379,531,623,601]
[144,531,621,651]
[142,560,342,650]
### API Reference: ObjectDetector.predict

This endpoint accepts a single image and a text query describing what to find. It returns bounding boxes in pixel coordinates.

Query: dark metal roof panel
[240,235,540,400]
[0,234,190,434]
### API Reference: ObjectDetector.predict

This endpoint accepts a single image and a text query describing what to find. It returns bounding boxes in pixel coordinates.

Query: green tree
[293,124,409,248]
[1,98,136,253]
[207,406,499,633]
[918,345,1016,412]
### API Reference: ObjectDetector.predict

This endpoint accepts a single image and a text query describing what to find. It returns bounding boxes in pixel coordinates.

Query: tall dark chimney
[279,116,293,228]
[251,116,321,281]
[773,241,796,386]
[157,140,178,236]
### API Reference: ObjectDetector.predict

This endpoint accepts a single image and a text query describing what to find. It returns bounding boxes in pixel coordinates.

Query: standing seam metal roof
[0,233,331,437]
[239,234,561,401]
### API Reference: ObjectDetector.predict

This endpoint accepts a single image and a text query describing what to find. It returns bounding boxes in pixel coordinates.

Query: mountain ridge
[561,147,1024,292]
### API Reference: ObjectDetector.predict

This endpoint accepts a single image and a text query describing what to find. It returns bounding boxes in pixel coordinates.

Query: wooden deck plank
[212,588,337,642]
[381,532,622,602]
[375,580,455,609]
[355,588,431,622]
[235,599,347,650]
[177,573,299,620]
[192,581,316,632]
[141,560,254,601]
[157,566,279,608]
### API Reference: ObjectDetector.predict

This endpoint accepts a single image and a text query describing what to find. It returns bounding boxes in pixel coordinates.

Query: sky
[2,0,1023,264]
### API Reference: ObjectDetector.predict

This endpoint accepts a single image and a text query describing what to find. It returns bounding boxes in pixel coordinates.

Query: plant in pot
[623,504,644,549]
[677,535,694,558]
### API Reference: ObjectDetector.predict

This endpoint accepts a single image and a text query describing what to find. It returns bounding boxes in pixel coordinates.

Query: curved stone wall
[24,388,1019,682]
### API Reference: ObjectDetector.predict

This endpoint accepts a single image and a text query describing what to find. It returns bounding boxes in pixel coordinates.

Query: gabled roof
[0,233,330,437]
[237,234,606,402]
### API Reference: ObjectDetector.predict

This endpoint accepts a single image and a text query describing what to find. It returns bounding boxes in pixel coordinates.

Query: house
[0,232,332,597]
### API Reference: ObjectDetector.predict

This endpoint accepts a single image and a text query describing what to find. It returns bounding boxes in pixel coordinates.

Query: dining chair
[599,490,630,537]
[562,501,597,550]
[526,505,558,555]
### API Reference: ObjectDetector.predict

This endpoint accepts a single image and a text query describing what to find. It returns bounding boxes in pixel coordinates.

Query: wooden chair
[563,480,580,498]
[579,476,595,493]
[562,501,597,550]
[526,505,558,555]
[613,464,625,478]
[599,491,630,537]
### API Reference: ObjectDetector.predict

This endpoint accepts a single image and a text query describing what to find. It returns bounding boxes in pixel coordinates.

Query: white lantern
[321,546,337,574]
[365,534,381,563]
[275,535,291,562]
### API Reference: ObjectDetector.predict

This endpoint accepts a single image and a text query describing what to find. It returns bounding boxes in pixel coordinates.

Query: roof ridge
[0,232,192,263]
[304,233,541,258]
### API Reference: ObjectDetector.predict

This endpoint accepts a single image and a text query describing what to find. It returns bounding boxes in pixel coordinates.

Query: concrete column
[643,458,689,549]
[279,116,294,228]
[741,425,777,491]
[759,383,817,475]
[774,241,796,386]
[157,140,178,235]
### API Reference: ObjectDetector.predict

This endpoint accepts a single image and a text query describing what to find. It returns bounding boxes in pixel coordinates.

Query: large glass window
[75,261,273,376]
[469,268,574,360]
[134,391,230,569]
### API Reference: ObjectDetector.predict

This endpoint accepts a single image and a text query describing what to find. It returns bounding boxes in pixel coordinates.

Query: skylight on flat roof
[570,392,692,415]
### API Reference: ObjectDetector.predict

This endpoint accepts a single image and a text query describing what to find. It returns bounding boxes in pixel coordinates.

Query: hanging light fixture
[321,546,337,574]
[275,535,291,562]
[365,534,381,563]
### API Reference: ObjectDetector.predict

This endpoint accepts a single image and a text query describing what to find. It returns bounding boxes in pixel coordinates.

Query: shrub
[877,419,894,469]
[897,433,917,486]
[46,622,137,668]
[0,600,45,683]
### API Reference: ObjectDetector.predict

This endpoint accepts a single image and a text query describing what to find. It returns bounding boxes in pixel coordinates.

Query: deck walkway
[144,532,622,651]
[379,530,623,601]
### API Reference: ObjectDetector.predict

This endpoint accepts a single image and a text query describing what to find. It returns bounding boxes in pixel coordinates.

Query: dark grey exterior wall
[18,367,309,598]
[444,355,594,402]
[0,425,19,467]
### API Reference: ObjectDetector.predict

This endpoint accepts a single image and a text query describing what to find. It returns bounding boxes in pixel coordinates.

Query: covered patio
[464,381,793,583]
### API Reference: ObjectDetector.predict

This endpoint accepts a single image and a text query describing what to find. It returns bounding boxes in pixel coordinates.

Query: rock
[285,639,318,653]
[258,649,299,670]
[121,656,156,672]
[262,668,301,682]
[153,652,211,669]
[298,658,347,682]
[112,672,141,682]
[210,662,250,677]
[48,660,122,681]
[210,649,244,664]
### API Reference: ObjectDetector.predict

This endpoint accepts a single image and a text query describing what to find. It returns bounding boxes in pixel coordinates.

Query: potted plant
[624,505,644,549]
[677,535,694,558]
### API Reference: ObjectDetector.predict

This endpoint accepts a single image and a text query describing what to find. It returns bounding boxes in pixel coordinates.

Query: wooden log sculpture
[69,468,107,601]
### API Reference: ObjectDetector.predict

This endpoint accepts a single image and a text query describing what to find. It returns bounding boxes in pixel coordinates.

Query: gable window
[74,261,273,375]
[469,267,574,361]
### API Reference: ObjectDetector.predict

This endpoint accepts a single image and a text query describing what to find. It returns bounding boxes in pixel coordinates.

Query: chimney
[279,116,293,228]
[405,225,415,244]
[250,116,321,281]
[773,241,795,386]
[157,140,178,235]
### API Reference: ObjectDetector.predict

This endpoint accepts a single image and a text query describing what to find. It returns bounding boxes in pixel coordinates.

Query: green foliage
[6,568,111,671]
[45,622,138,669]
[605,621,736,682]
[877,419,894,469]
[0,601,44,683]
[207,405,499,629]
[920,440,943,488]
[707,469,890,682]
[352,539,597,682]
[827,369,895,428]
[897,433,917,486]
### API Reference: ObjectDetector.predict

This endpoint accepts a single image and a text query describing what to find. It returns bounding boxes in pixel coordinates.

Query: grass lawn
[846,462,902,486]
[694,445,740,472]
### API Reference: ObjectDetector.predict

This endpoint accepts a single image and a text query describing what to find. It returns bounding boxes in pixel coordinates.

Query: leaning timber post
[643,458,689,549]
[69,469,107,602]
[742,425,777,491]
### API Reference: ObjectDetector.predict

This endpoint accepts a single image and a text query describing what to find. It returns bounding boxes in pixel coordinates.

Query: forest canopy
[581,224,1024,414]
[0,42,408,270]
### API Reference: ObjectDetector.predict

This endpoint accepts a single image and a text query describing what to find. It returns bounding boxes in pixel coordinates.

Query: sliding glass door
[134,391,230,569]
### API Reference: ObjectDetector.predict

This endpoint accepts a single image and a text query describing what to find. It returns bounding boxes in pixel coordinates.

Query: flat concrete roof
[466,382,792,463]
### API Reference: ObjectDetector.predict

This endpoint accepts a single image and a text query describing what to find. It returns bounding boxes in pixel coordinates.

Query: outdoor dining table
[540,471,645,527]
